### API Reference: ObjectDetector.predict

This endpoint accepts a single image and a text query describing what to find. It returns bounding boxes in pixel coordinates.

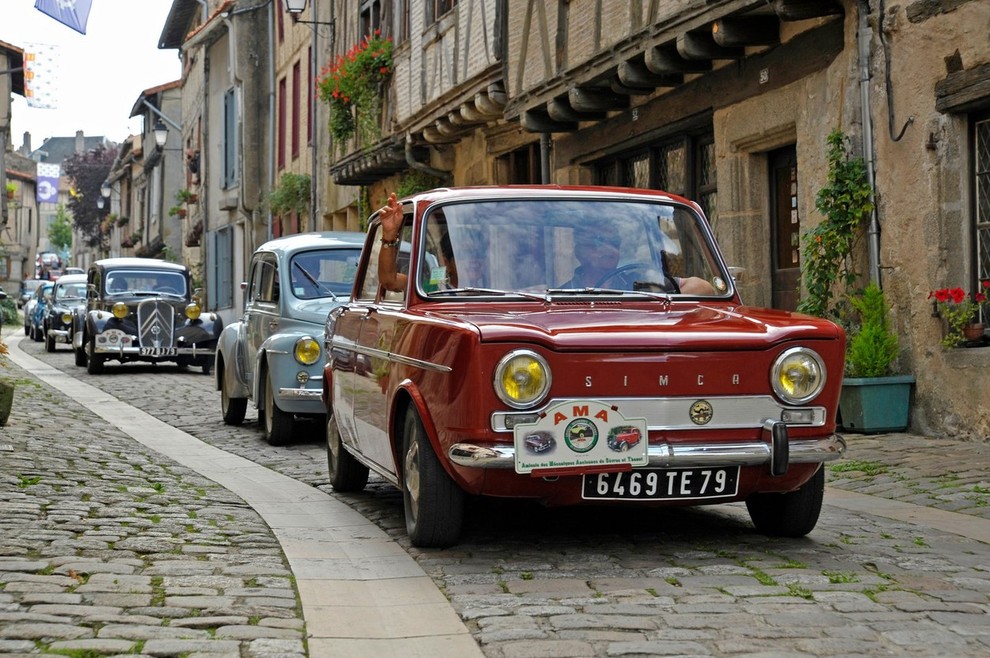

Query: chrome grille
[137,300,176,348]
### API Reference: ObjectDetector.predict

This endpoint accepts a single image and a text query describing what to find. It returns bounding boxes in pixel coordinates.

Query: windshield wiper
[545,287,673,305]
[430,287,548,302]
[293,262,338,301]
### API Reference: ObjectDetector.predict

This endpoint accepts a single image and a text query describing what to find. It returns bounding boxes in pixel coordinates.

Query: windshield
[289,247,362,300]
[104,270,187,296]
[55,282,86,300]
[414,198,728,298]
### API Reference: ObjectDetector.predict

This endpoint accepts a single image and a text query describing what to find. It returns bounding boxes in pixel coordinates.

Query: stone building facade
[318,0,989,438]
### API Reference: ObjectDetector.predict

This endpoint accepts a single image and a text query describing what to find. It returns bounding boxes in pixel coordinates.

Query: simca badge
[689,399,714,425]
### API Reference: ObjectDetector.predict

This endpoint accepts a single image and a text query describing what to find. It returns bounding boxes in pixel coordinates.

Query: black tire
[746,466,824,538]
[401,406,464,548]
[326,412,369,492]
[23,320,29,336]
[86,335,105,375]
[262,372,293,446]
[44,329,55,352]
[74,341,87,367]
[220,366,247,425]
[202,361,212,376]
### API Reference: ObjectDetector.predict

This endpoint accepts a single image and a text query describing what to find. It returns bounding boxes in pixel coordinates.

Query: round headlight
[771,347,826,404]
[185,303,201,320]
[294,336,321,366]
[112,302,128,319]
[494,349,551,409]
[61,312,73,324]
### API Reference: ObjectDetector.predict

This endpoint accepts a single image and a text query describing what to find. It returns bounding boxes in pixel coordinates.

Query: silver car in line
[215,231,365,445]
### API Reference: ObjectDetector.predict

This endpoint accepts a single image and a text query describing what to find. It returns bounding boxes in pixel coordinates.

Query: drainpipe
[858,0,881,285]
[405,134,451,183]
[540,133,551,184]
[267,2,275,241]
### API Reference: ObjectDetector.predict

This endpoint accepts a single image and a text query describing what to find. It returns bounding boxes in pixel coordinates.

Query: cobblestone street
[2,330,990,657]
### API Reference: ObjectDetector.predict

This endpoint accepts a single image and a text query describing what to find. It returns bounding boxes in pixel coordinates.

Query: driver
[561,224,716,295]
[561,227,627,289]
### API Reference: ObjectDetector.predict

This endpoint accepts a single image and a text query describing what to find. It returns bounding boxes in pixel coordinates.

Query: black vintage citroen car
[75,258,223,375]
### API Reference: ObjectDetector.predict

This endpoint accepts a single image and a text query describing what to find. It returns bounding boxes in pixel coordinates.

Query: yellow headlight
[112,302,128,319]
[61,312,73,324]
[185,303,201,320]
[494,350,551,409]
[771,347,826,404]
[294,337,321,365]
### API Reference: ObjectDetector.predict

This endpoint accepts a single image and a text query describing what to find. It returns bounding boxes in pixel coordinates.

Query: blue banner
[34,0,93,35]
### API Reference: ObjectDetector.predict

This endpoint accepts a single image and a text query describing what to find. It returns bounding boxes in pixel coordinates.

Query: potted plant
[839,283,915,433]
[5,181,14,200]
[176,188,198,204]
[929,281,989,347]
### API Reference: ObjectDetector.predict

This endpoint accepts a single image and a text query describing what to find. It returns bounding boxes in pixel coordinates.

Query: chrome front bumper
[49,329,71,343]
[449,433,846,470]
[278,386,323,400]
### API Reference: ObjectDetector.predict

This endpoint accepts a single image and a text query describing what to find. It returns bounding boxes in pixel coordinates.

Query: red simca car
[322,186,846,547]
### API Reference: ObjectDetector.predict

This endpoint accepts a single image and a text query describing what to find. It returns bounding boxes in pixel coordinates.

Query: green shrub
[846,282,898,377]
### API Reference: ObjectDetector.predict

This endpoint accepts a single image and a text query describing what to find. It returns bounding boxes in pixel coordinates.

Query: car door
[245,254,278,392]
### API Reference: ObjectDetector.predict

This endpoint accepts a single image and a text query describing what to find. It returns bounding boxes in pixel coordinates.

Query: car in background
[216,231,364,446]
[19,278,48,309]
[322,186,847,547]
[43,273,87,353]
[75,258,223,375]
[64,267,85,275]
[25,281,54,341]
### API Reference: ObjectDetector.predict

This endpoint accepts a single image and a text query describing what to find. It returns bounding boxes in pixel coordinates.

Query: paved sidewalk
[1,332,480,657]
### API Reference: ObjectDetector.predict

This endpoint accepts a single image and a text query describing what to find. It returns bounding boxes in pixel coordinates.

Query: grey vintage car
[75,258,223,374]
[216,232,364,445]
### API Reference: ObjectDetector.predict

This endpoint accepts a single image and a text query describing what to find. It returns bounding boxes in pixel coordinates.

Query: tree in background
[63,146,115,248]
[48,203,72,258]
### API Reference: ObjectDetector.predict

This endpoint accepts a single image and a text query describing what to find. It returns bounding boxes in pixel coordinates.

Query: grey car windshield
[289,248,362,300]
[105,270,187,295]
[416,198,727,297]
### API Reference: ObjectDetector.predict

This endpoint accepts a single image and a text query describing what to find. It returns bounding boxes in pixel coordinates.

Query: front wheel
[327,413,369,492]
[74,341,87,367]
[746,466,824,537]
[86,335,105,375]
[401,406,464,548]
[262,371,293,446]
[220,366,247,425]
[44,329,55,352]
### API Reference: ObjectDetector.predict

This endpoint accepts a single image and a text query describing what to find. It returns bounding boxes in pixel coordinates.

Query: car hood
[434,303,843,350]
[293,297,349,325]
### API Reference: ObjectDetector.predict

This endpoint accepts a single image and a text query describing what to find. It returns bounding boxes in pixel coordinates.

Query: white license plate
[139,347,177,357]
[582,467,740,501]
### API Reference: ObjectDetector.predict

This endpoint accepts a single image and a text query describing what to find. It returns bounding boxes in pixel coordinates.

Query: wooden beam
[548,98,606,122]
[935,62,990,114]
[618,59,682,89]
[522,108,578,133]
[568,86,630,112]
[712,16,780,48]
[645,45,712,74]
[771,0,843,21]
[609,76,656,96]
[677,31,744,60]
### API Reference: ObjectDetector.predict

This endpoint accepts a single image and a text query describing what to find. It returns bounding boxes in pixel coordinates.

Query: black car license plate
[582,467,739,501]
[139,347,177,357]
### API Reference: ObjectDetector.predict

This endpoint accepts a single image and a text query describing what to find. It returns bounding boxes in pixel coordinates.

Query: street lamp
[153,119,168,149]
[100,180,111,198]
[96,196,105,210]
[283,0,306,13]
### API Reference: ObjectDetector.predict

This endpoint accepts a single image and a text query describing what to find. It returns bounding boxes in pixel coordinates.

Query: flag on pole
[36,163,61,204]
[34,0,93,35]
[23,43,60,109]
